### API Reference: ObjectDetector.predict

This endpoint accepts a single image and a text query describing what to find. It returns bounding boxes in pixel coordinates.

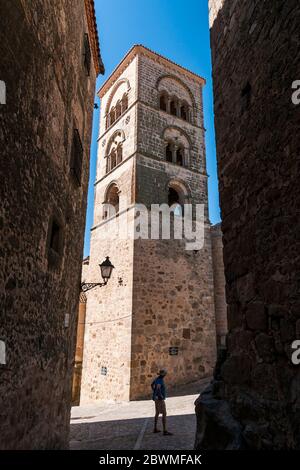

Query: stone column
[167,97,171,114]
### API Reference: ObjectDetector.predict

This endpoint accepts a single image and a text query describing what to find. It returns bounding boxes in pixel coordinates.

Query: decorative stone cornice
[98,45,205,98]
[84,0,104,75]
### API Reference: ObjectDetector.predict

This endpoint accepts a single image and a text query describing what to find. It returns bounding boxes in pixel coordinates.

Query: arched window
[110,108,116,126]
[180,104,188,121]
[116,101,122,119]
[170,99,177,116]
[166,143,173,162]
[105,114,111,129]
[122,93,128,112]
[168,187,183,217]
[117,144,122,165]
[110,149,116,170]
[106,131,124,174]
[176,146,184,166]
[103,183,119,219]
[159,93,167,111]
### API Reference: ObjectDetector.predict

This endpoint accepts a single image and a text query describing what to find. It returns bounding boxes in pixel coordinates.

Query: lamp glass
[99,256,114,282]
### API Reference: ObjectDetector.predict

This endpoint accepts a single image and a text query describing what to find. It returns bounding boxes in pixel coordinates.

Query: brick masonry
[80,46,227,403]
[0,0,101,449]
[195,0,300,450]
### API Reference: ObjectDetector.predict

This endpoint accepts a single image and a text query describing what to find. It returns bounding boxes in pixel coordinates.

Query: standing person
[151,369,173,435]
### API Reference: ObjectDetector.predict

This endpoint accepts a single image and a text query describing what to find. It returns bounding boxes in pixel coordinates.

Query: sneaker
[153,429,161,433]
[163,431,173,436]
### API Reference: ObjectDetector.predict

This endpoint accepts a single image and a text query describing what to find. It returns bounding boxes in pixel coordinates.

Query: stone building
[195,0,300,450]
[0,0,103,449]
[79,45,226,403]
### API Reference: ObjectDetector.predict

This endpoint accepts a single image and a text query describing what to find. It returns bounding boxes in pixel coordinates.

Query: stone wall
[195,0,300,450]
[80,45,218,402]
[0,0,101,449]
[211,224,227,346]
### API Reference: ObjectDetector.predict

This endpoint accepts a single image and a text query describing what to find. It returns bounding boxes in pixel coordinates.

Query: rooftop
[85,0,105,75]
[98,44,205,98]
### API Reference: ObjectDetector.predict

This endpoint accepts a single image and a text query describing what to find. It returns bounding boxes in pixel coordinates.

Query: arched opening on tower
[159,93,167,111]
[180,104,188,121]
[166,143,173,162]
[117,144,122,165]
[103,183,119,219]
[122,93,128,112]
[176,146,184,166]
[115,101,122,119]
[170,99,177,116]
[168,187,183,217]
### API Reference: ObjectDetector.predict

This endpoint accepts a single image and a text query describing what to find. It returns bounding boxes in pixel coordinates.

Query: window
[170,99,177,116]
[116,101,122,119]
[176,146,184,166]
[159,93,167,111]
[241,82,252,112]
[109,108,116,126]
[164,137,187,167]
[49,221,60,253]
[117,145,122,165]
[158,90,191,123]
[106,131,124,174]
[47,216,63,269]
[122,93,128,112]
[166,143,173,162]
[168,187,180,207]
[168,186,184,217]
[105,93,129,130]
[103,183,119,219]
[83,33,91,76]
[110,149,116,170]
[101,366,107,376]
[106,143,123,173]
[180,104,188,121]
[70,129,83,186]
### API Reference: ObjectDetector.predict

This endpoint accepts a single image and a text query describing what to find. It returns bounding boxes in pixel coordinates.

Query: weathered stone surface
[195,0,300,449]
[194,385,244,450]
[79,46,223,403]
[0,0,101,449]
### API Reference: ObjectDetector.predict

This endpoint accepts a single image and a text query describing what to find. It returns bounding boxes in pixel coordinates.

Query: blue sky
[83,0,220,257]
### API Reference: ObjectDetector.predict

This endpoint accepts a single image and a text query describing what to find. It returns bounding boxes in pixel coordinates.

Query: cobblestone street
[70,379,209,450]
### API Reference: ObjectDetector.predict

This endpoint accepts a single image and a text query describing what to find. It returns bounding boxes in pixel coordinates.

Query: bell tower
[80,45,217,403]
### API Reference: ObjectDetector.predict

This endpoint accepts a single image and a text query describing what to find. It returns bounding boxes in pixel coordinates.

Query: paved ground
[70,378,210,450]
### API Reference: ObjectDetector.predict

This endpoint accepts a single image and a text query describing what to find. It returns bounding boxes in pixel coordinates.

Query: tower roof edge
[97,44,206,99]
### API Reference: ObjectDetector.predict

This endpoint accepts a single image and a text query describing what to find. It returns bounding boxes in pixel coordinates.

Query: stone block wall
[211,224,227,346]
[80,210,135,403]
[0,0,101,449]
[130,230,217,399]
[80,45,218,402]
[195,0,300,450]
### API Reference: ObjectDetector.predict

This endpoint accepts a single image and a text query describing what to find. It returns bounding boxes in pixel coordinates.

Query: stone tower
[80,45,217,403]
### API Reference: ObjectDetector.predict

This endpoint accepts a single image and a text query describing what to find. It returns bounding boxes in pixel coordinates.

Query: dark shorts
[154,399,166,415]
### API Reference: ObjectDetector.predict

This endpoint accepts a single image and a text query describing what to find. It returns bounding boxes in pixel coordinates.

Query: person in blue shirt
[151,369,173,435]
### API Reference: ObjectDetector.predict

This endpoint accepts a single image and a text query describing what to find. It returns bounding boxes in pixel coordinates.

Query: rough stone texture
[0,0,100,449]
[195,0,300,450]
[211,224,227,346]
[80,45,219,403]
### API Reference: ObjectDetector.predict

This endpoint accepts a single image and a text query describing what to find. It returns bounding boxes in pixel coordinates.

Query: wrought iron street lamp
[81,257,114,293]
